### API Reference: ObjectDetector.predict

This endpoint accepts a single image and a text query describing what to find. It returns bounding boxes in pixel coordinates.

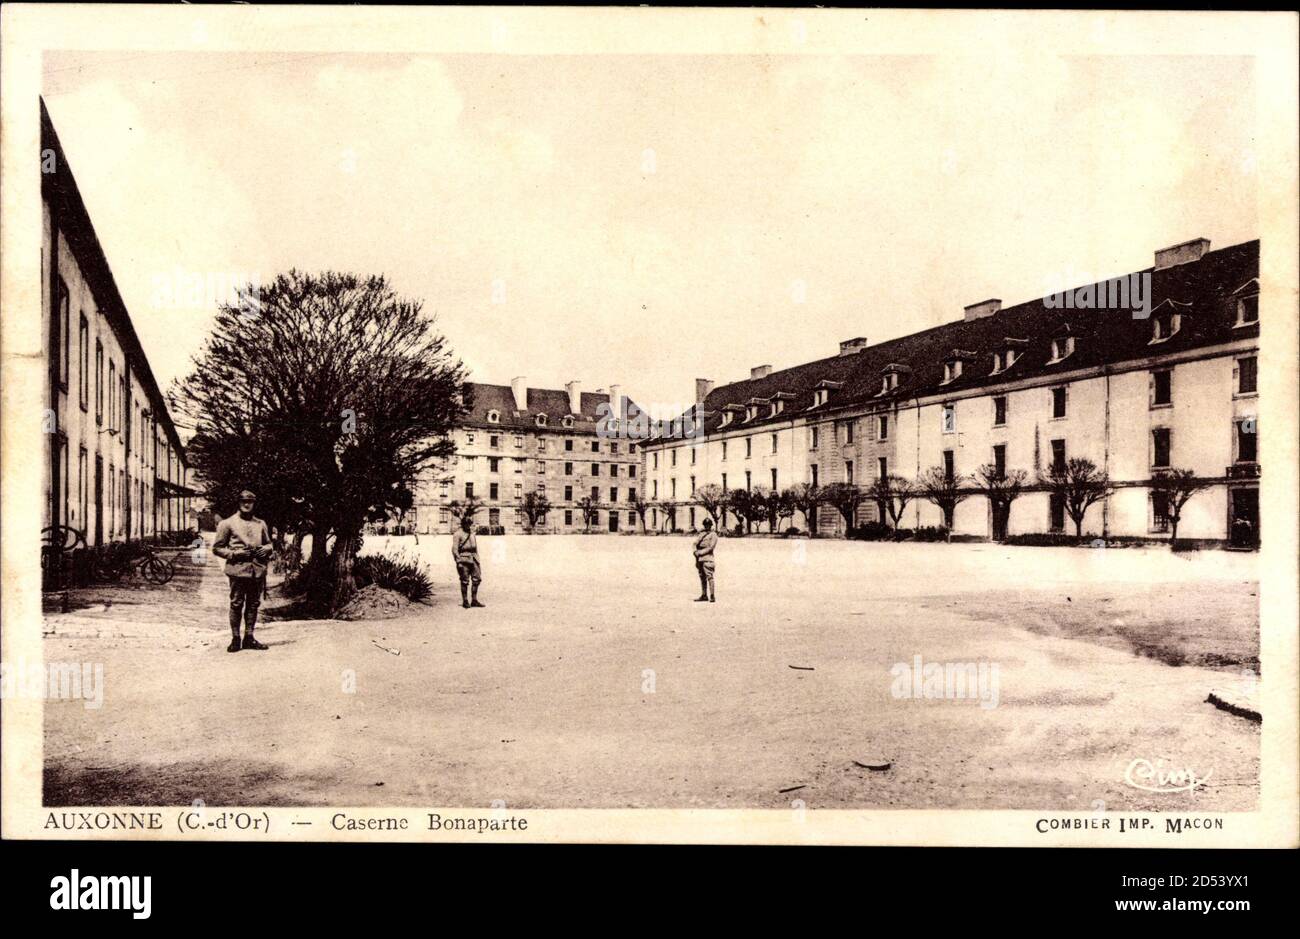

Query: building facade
[411,378,645,534]
[41,101,192,547]
[642,238,1260,547]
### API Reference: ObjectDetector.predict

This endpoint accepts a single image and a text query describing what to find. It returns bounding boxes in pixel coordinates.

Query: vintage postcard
[2,5,1297,848]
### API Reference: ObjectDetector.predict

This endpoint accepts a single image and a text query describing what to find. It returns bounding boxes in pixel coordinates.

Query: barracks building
[41,101,193,548]
[411,378,645,534]
[640,238,1261,547]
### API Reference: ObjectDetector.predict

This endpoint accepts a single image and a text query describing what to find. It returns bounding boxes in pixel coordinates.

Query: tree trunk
[330,527,361,613]
[1074,516,1083,538]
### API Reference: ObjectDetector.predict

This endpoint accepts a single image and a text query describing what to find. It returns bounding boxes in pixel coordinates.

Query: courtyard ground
[41,534,1259,810]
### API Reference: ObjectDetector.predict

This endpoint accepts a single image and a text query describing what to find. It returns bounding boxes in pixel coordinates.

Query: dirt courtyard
[42,534,1260,810]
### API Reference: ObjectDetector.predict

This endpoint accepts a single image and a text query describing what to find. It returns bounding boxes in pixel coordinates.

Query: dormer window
[1150,313,1182,344]
[769,392,793,417]
[1047,336,1075,364]
[941,350,975,385]
[536,414,548,427]
[813,389,829,407]
[1236,294,1259,327]
[745,398,766,421]
[561,415,574,428]
[877,365,907,396]
[990,340,1027,376]
[487,409,501,424]
[719,404,745,427]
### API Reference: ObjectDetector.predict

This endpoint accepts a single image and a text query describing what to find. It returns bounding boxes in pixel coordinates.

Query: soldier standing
[693,517,718,603]
[452,514,485,609]
[212,490,273,652]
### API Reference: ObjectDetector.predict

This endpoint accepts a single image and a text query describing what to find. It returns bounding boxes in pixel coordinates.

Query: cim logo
[49,869,151,920]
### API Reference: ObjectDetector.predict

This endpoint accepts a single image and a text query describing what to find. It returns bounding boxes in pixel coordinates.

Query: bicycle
[42,524,86,594]
[92,542,175,585]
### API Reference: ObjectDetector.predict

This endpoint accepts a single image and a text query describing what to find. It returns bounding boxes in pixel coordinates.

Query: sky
[42,51,1258,421]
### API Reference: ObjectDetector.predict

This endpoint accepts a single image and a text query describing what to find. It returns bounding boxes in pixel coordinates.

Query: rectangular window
[810,464,819,487]
[610,443,619,455]
[691,448,697,465]
[565,439,574,452]
[564,462,573,476]
[653,480,659,499]
[1238,356,1257,395]
[629,465,636,478]
[514,484,523,498]
[942,403,955,434]
[440,508,450,523]
[671,479,677,498]
[845,461,854,483]
[591,486,599,500]
[721,441,727,461]
[721,472,727,492]
[565,485,573,501]
[1051,439,1066,472]
[591,463,599,476]
[78,314,89,410]
[1052,386,1067,419]
[466,432,476,445]
[463,455,476,468]
[489,483,499,500]
[877,456,887,479]
[1237,419,1257,463]
[745,470,752,490]
[1152,428,1171,468]
[465,482,474,498]
[993,445,1006,477]
[878,415,889,441]
[1152,370,1172,406]
[609,487,618,502]
[489,457,500,472]
[771,434,778,454]
[1150,492,1171,533]
[810,427,820,450]
[745,437,752,458]
[490,435,500,449]
[591,440,600,453]
[108,361,116,429]
[514,459,524,473]
[690,475,696,494]
[537,460,545,473]
[489,508,501,527]
[771,468,778,490]
[671,450,677,467]
[993,396,1007,427]
[565,510,573,526]
[943,450,954,479]
[512,435,523,448]
[846,421,855,444]
[1049,493,1065,532]
[629,487,637,502]
[1236,295,1259,326]
[77,447,88,527]
[95,341,104,424]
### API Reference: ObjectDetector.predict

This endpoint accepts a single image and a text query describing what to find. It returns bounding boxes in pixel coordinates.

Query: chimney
[1154,238,1210,271]
[963,299,1001,322]
[510,376,528,411]
[838,337,868,356]
[565,380,582,414]
[695,378,714,405]
[608,383,624,418]
[750,365,772,380]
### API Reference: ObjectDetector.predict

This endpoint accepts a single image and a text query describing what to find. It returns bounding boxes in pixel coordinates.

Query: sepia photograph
[2,5,1297,860]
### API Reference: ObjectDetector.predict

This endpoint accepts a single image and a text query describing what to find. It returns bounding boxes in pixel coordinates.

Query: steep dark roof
[647,240,1259,442]
[461,382,646,436]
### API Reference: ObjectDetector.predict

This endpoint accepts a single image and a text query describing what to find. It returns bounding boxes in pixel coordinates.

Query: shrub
[353,551,433,603]
[847,522,893,541]
[910,526,950,542]
[781,526,803,537]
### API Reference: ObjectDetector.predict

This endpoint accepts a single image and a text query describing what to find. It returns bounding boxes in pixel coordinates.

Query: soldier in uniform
[212,490,274,652]
[693,517,718,602]
[452,514,485,609]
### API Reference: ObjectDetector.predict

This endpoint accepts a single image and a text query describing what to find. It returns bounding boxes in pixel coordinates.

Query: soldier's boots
[242,633,269,651]
[227,637,241,653]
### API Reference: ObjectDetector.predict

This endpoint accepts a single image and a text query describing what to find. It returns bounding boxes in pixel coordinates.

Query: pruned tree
[1148,468,1212,548]
[448,495,484,522]
[725,487,764,535]
[520,490,552,533]
[917,465,972,539]
[785,483,824,536]
[576,495,600,533]
[974,464,1028,542]
[821,481,864,532]
[173,270,467,613]
[867,475,916,532]
[1040,457,1112,537]
[692,484,727,527]
[631,495,651,533]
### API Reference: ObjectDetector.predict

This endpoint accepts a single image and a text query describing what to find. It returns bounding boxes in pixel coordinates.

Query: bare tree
[867,475,916,532]
[821,482,864,532]
[520,490,552,533]
[785,483,824,535]
[1148,468,1212,548]
[974,464,1028,542]
[692,484,727,528]
[631,495,651,533]
[575,495,601,533]
[1040,457,1112,537]
[917,466,971,539]
[448,495,484,523]
[725,487,765,534]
